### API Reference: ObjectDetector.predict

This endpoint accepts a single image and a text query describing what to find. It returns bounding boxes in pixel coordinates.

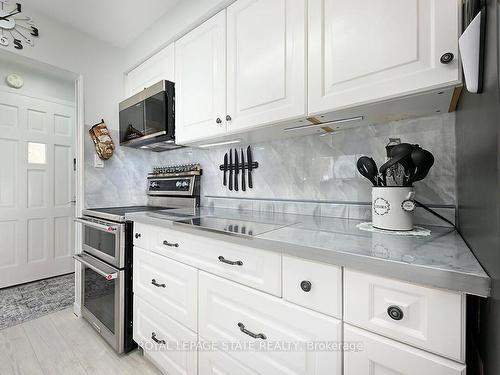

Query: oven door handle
[74,218,119,232]
[73,254,119,280]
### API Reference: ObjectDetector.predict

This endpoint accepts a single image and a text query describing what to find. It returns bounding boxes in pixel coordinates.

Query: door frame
[74,75,84,316]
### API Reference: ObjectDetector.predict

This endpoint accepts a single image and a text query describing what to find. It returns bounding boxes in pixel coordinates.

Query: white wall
[0,57,75,102]
[4,8,126,130]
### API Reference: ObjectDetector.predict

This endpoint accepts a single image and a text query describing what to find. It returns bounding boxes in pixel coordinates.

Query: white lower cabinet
[150,225,282,296]
[132,223,468,375]
[199,347,261,375]
[198,271,342,375]
[344,269,465,362]
[133,296,198,375]
[283,255,342,318]
[344,325,466,375]
[133,247,198,331]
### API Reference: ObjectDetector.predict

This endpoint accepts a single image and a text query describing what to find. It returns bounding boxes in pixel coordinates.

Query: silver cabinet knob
[216,118,222,124]
[226,115,232,121]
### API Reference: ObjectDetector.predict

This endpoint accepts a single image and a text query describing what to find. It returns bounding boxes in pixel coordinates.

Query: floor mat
[0,273,75,330]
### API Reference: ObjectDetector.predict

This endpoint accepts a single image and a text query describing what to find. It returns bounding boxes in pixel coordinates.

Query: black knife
[247,146,253,189]
[229,149,233,191]
[223,153,228,186]
[241,148,246,191]
[234,148,239,191]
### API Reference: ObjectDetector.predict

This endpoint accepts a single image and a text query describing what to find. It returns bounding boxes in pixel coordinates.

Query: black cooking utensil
[223,153,228,186]
[410,148,434,184]
[241,148,246,191]
[247,146,253,189]
[229,149,233,191]
[380,143,415,185]
[357,156,379,186]
[234,149,239,191]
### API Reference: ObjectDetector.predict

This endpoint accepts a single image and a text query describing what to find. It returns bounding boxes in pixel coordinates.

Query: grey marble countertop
[126,207,490,297]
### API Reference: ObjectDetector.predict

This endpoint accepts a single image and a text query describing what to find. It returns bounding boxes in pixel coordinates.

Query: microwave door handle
[74,218,119,232]
[73,254,118,280]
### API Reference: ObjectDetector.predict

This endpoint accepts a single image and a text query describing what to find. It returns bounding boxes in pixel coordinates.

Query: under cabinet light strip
[284,116,364,132]
[198,140,241,148]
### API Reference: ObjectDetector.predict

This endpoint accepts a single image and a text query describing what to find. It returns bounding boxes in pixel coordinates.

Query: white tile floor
[0,308,161,375]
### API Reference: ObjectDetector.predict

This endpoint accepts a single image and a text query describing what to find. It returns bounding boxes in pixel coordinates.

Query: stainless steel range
[74,164,201,353]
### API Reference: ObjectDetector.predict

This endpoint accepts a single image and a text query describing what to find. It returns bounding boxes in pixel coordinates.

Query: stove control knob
[150,182,160,189]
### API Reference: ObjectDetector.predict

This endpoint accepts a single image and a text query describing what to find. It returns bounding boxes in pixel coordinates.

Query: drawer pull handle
[151,279,166,288]
[387,305,404,321]
[151,332,166,344]
[300,280,312,292]
[237,322,266,340]
[163,240,179,247]
[218,256,243,266]
[135,233,141,239]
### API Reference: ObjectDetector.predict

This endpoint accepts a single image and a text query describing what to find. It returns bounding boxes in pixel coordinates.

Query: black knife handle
[241,151,246,191]
[229,169,233,190]
[223,171,227,186]
[234,149,239,191]
[248,171,253,189]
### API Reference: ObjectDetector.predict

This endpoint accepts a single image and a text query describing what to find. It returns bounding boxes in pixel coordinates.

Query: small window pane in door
[28,142,46,164]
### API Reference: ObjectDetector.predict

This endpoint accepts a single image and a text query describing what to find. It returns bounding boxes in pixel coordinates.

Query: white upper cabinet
[308,0,461,115]
[126,43,175,97]
[226,0,306,132]
[175,10,227,144]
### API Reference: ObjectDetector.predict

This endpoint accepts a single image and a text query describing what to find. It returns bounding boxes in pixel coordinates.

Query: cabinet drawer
[344,269,465,362]
[199,347,260,375]
[151,225,282,296]
[133,222,149,250]
[133,247,198,331]
[133,296,197,375]
[199,271,342,375]
[344,325,466,375]
[283,256,342,318]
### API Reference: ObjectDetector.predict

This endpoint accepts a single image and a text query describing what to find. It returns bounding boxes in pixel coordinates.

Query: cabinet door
[199,272,342,375]
[344,325,466,375]
[308,0,461,114]
[133,247,198,332]
[175,10,227,144]
[134,296,198,375]
[126,43,175,97]
[226,0,306,131]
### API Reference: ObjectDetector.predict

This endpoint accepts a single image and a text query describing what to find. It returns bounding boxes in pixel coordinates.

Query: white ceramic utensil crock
[372,187,416,231]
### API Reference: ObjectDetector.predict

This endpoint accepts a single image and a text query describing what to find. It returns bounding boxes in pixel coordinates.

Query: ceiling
[20,0,181,48]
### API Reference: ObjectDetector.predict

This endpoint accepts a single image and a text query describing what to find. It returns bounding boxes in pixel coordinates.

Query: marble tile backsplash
[85,113,457,223]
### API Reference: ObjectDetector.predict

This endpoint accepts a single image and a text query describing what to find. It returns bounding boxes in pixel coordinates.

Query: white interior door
[0,89,75,288]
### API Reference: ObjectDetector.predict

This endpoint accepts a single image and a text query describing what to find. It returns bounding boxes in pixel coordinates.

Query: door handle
[151,279,166,288]
[163,240,179,247]
[151,332,166,344]
[218,256,243,266]
[73,254,118,280]
[237,322,266,340]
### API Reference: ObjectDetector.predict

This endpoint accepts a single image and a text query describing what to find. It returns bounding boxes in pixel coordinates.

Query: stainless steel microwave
[119,80,181,152]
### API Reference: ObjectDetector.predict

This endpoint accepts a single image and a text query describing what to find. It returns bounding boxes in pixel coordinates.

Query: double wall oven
[74,164,201,353]
[74,215,134,353]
